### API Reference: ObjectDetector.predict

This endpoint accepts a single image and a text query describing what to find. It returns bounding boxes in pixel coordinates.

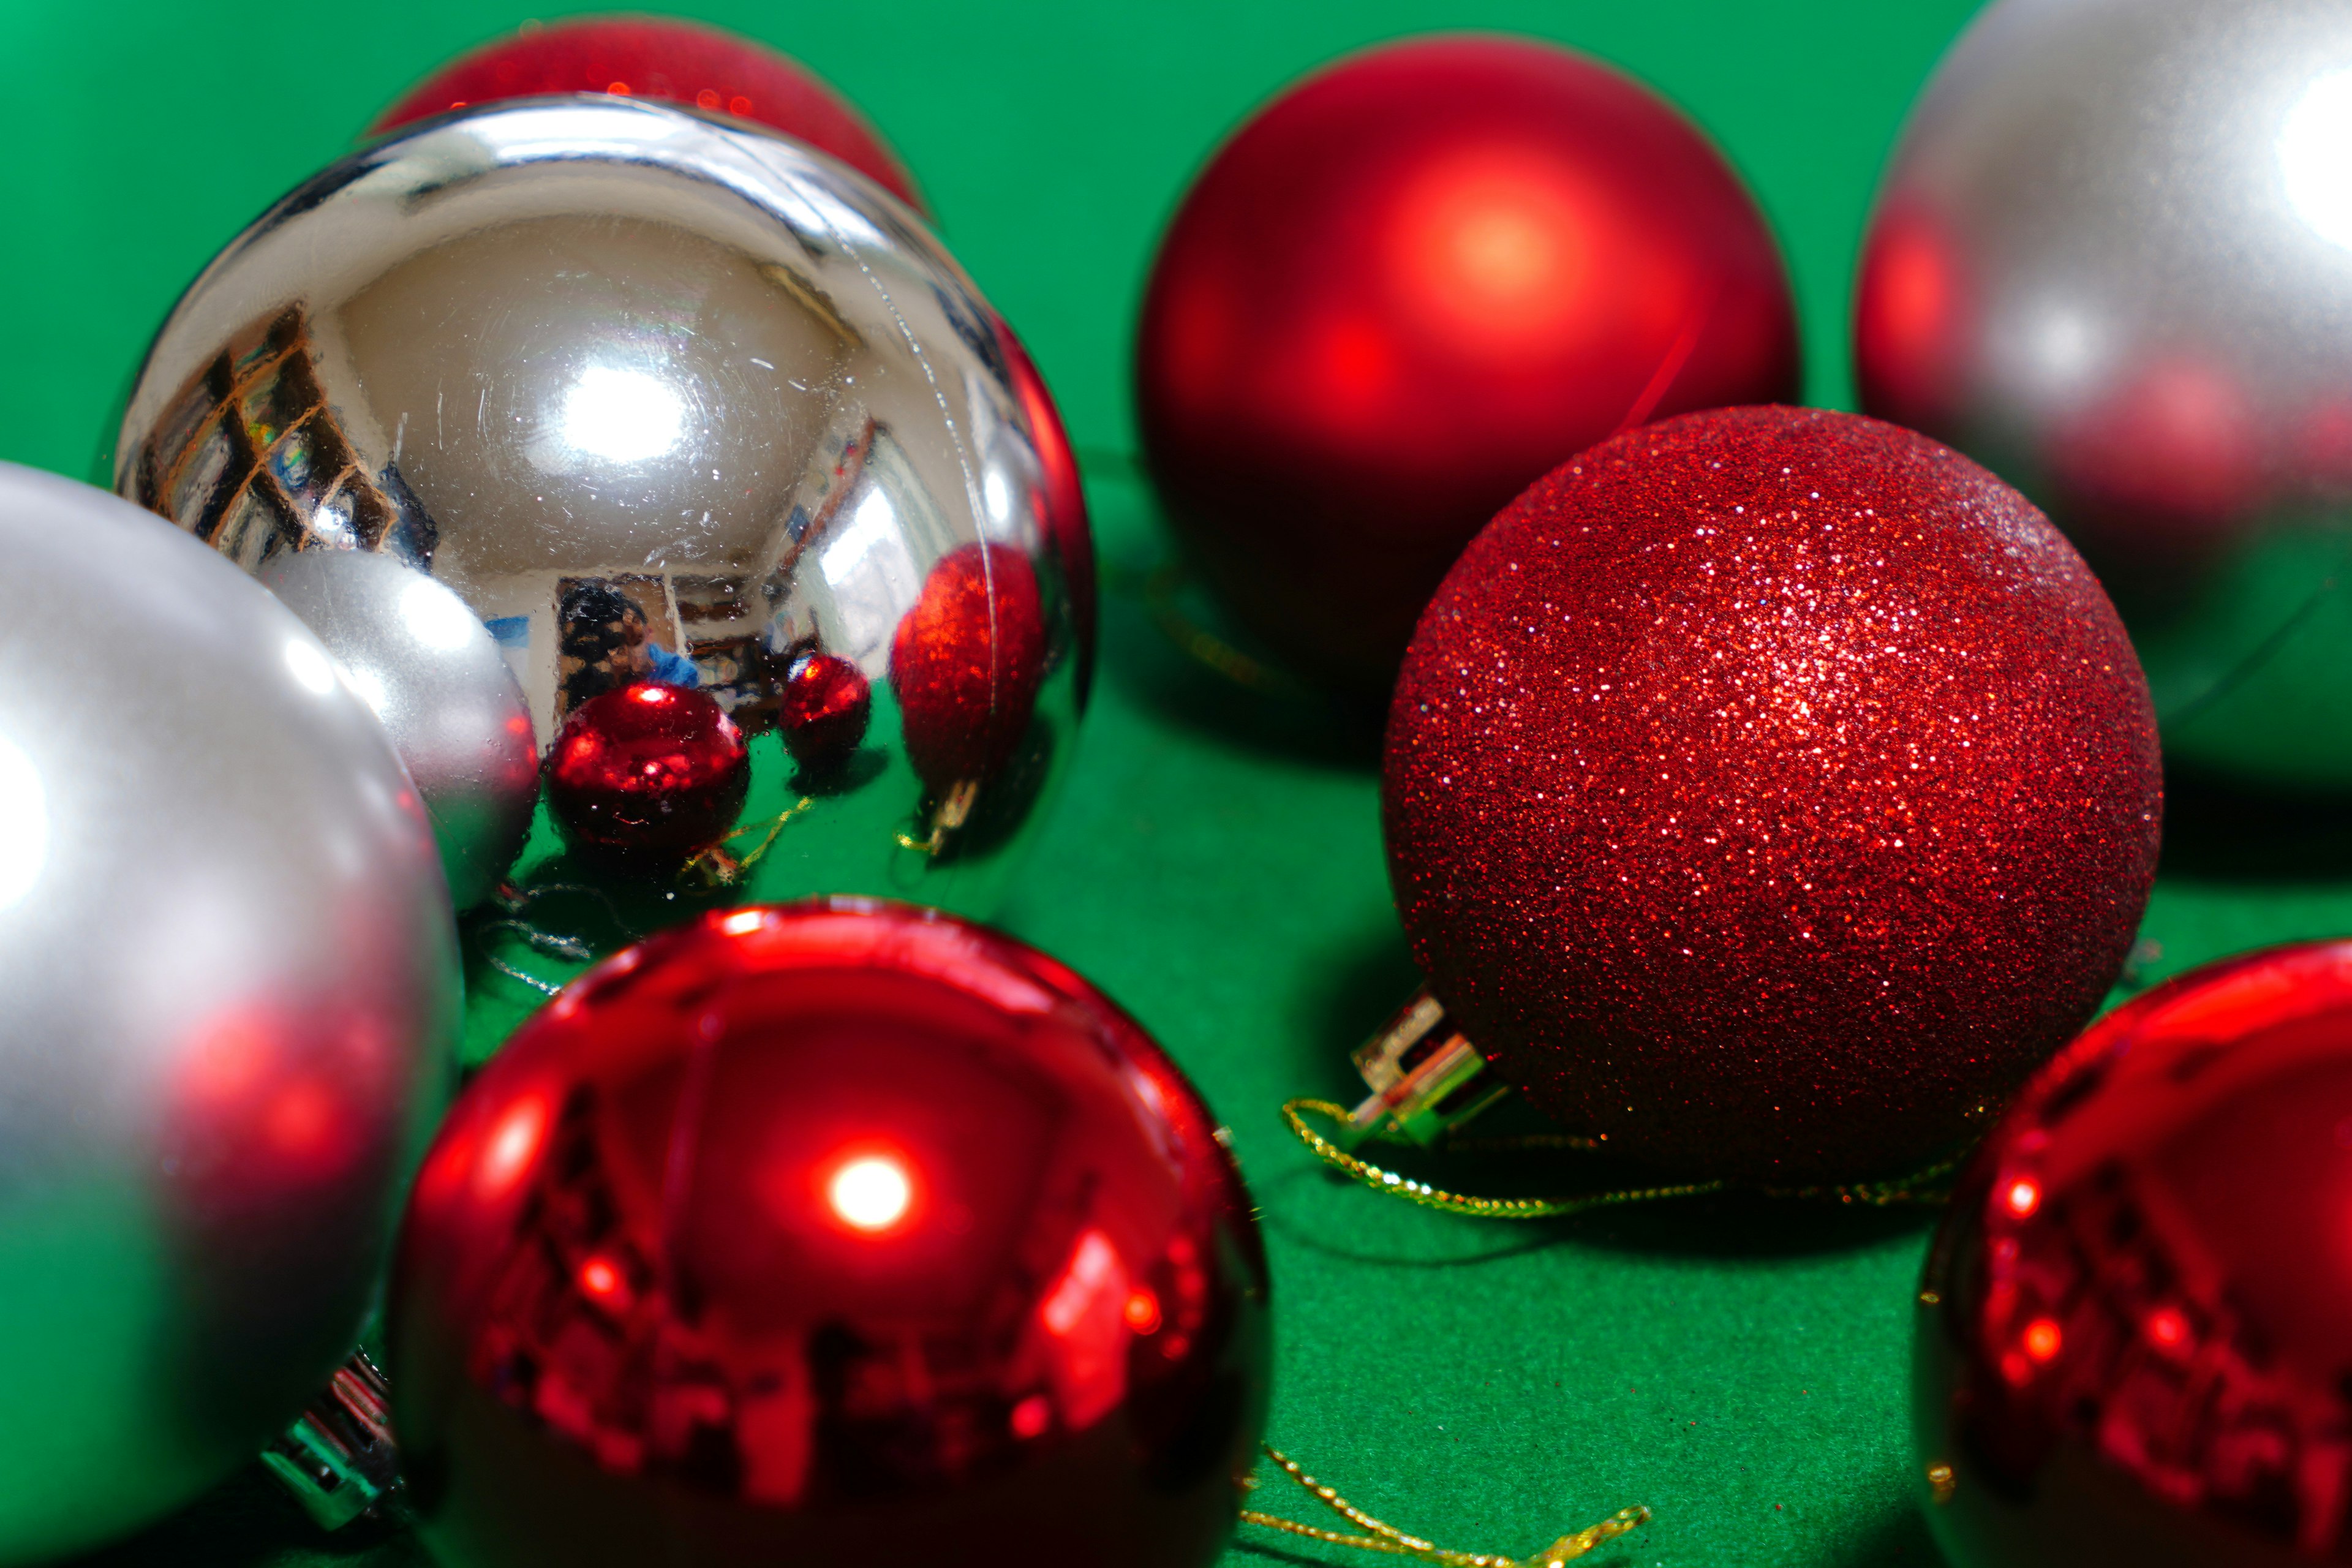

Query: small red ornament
[390,899,1270,1568]
[545,681,750,866]
[778,652,872,771]
[890,542,1047,795]
[1136,35,1799,690]
[1000,325,1096,710]
[1917,940,2352,1568]
[1384,407,2162,1183]
[371,17,925,213]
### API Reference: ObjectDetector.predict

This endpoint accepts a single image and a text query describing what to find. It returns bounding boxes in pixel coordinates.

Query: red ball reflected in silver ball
[777,652,872,772]
[543,680,751,869]
[389,899,1270,1568]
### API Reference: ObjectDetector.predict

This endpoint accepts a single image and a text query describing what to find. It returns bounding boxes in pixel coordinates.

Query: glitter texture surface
[1383,406,2162,1183]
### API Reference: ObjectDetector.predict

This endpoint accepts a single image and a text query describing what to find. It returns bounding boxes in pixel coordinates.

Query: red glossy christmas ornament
[1917,940,2352,1568]
[372,17,924,213]
[545,681,750,865]
[1385,407,2162,1184]
[389,899,1271,1568]
[1137,34,1800,690]
[778,652,872,771]
[890,542,1047,795]
[1000,325,1096,710]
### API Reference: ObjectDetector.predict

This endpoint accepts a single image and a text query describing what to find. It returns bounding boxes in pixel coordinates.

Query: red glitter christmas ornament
[1384,406,2162,1184]
[389,898,1271,1568]
[1136,34,1799,690]
[778,652,872,772]
[1916,940,2352,1568]
[891,543,1047,796]
[372,17,925,213]
[545,681,751,867]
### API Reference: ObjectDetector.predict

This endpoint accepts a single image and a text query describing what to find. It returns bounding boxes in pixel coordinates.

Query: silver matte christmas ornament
[111,97,1084,1013]
[1858,0,2352,791]
[258,549,536,910]
[0,464,458,1563]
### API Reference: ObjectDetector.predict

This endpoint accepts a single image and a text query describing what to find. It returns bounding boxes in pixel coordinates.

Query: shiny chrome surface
[1915,940,2352,1566]
[0,464,458,1563]
[1858,0,2352,790]
[259,549,535,910]
[112,98,1082,1006]
[390,900,1269,1568]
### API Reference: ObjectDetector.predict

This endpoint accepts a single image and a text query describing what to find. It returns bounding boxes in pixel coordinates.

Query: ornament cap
[258,1351,401,1531]
[1346,986,1506,1148]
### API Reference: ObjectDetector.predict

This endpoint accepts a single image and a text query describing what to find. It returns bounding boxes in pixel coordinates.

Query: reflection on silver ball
[0,465,457,1563]
[258,550,535,909]
[111,97,1084,1020]
[1858,0,2352,790]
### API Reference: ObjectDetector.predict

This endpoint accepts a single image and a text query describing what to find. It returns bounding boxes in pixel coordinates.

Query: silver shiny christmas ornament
[0,464,458,1564]
[258,549,536,910]
[1857,0,2352,791]
[111,97,1085,1035]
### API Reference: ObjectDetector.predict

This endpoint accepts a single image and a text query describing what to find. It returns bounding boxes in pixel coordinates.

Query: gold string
[896,780,981,858]
[1136,563,1314,699]
[1762,1155,1963,1209]
[1241,1444,1648,1567]
[1281,1101,1726,1220]
[1066,445,1310,698]
[1281,1099,1961,1219]
[684,796,816,887]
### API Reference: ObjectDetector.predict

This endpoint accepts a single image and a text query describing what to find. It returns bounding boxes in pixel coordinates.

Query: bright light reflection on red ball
[821,1150,914,1234]
[391,898,1269,1568]
[1137,35,1800,688]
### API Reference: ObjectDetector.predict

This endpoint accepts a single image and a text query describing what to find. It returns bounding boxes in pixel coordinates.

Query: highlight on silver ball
[0,463,457,1564]
[1858,0,2352,791]
[111,96,1085,998]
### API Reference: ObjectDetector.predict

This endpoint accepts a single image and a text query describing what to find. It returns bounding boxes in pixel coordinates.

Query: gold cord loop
[1136,563,1314,698]
[685,794,816,886]
[1241,1443,1648,1566]
[1282,1098,1960,1219]
[1281,1100,1727,1219]
[895,779,981,858]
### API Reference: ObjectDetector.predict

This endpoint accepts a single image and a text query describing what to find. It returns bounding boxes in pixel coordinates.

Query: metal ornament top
[111,97,1082,1006]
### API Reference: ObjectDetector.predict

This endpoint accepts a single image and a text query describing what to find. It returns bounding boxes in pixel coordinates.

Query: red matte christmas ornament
[777,652,872,772]
[388,898,1271,1568]
[891,542,1047,800]
[1136,34,1800,690]
[371,17,925,213]
[1915,940,2352,1568]
[1382,406,2162,1185]
[545,681,751,867]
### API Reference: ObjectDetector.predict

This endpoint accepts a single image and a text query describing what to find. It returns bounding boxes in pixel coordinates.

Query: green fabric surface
[6,3,2350,1566]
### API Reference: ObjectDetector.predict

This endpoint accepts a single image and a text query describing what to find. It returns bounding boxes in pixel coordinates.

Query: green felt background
[6,2,2351,1565]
